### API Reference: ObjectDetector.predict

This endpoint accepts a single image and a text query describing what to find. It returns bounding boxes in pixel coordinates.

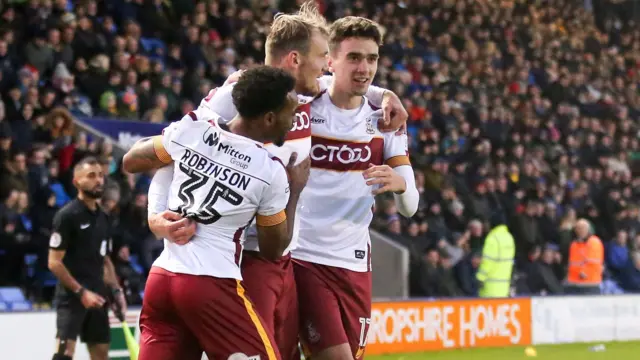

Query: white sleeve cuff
[148,166,174,216]
[392,165,419,218]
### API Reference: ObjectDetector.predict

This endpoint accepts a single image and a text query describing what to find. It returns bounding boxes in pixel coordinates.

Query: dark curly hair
[231,66,296,119]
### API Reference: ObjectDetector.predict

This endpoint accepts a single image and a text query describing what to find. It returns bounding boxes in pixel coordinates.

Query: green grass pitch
[368,341,640,359]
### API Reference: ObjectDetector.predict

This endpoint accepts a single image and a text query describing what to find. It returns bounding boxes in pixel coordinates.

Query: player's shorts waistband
[149,266,241,281]
[242,250,291,264]
[150,266,178,277]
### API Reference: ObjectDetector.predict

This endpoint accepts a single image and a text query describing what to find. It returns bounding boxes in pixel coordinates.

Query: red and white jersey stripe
[292,91,410,272]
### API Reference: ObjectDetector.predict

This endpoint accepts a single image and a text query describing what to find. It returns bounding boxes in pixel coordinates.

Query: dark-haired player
[293,17,419,360]
[127,66,311,360]
[49,156,126,360]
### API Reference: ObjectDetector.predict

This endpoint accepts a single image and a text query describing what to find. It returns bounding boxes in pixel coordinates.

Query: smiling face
[327,17,383,97]
[329,36,379,97]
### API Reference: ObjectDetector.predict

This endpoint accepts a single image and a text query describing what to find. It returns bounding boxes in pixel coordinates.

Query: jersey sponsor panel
[310,136,384,172]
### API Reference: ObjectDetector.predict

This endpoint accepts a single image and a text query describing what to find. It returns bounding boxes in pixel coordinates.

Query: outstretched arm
[122,136,172,173]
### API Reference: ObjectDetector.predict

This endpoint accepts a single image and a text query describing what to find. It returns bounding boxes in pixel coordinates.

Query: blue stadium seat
[0,288,32,311]
[24,254,38,279]
[128,255,145,275]
[39,271,58,287]
[9,301,32,311]
[0,302,8,311]
[0,287,27,302]
[140,37,166,54]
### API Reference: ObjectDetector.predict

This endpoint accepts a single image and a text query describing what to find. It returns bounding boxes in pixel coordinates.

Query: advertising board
[367,297,532,354]
[4,295,640,358]
[531,295,640,345]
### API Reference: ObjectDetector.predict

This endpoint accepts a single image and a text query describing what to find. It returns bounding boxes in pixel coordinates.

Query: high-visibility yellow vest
[476,225,515,298]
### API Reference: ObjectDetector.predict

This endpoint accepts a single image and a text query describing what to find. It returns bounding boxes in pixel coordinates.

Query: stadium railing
[370,229,410,300]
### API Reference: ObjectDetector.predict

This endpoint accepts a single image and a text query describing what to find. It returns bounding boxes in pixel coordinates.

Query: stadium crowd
[1,0,640,306]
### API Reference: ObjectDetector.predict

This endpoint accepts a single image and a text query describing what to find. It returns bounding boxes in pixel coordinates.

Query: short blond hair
[329,16,383,52]
[266,1,329,60]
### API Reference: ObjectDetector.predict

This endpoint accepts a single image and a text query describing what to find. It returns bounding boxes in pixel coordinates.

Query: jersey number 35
[172,163,243,224]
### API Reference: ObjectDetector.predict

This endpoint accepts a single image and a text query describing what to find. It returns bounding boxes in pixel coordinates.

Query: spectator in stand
[477,213,515,298]
[619,251,640,292]
[526,244,564,295]
[566,219,604,294]
[454,251,481,297]
[606,230,630,283]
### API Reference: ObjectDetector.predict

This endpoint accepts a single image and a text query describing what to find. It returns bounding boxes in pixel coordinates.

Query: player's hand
[287,153,311,195]
[378,91,408,132]
[363,164,407,195]
[224,70,244,85]
[110,289,127,320]
[148,210,197,245]
[81,290,106,309]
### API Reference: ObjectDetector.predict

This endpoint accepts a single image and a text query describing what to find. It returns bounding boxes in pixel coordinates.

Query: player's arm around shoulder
[121,117,186,174]
[256,153,310,260]
[122,135,172,173]
[194,82,238,122]
[122,114,203,173]
[317,74,408,131]
[363,130,419,218]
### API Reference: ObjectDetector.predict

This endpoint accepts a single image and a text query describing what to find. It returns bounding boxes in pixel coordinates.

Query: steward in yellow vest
[477,213,515,298]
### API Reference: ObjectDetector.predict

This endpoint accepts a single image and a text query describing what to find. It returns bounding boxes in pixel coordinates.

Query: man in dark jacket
[455,251,482,296]
[511,199,544,268]
[437,250,464,297]
[527,244,564,295]
[413,247,441,297]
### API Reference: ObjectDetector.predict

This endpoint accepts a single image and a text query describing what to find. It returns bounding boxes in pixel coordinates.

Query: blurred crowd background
[1,0,640,306]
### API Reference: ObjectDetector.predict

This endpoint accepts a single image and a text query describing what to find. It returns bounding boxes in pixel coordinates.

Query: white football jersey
[192,83,313,255]
[292,91,410,272]
[152,115,290,280]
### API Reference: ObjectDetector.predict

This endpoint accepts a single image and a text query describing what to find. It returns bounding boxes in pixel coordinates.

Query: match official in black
[48,157,127,360]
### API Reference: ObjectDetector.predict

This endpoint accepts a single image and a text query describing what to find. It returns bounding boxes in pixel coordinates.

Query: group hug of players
[119,3,419,360]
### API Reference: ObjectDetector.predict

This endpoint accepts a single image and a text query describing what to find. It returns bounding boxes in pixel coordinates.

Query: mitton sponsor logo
[203,126,220,147]
[311,117,326,124]
[218,143,252,164]
[310,136,384,171]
